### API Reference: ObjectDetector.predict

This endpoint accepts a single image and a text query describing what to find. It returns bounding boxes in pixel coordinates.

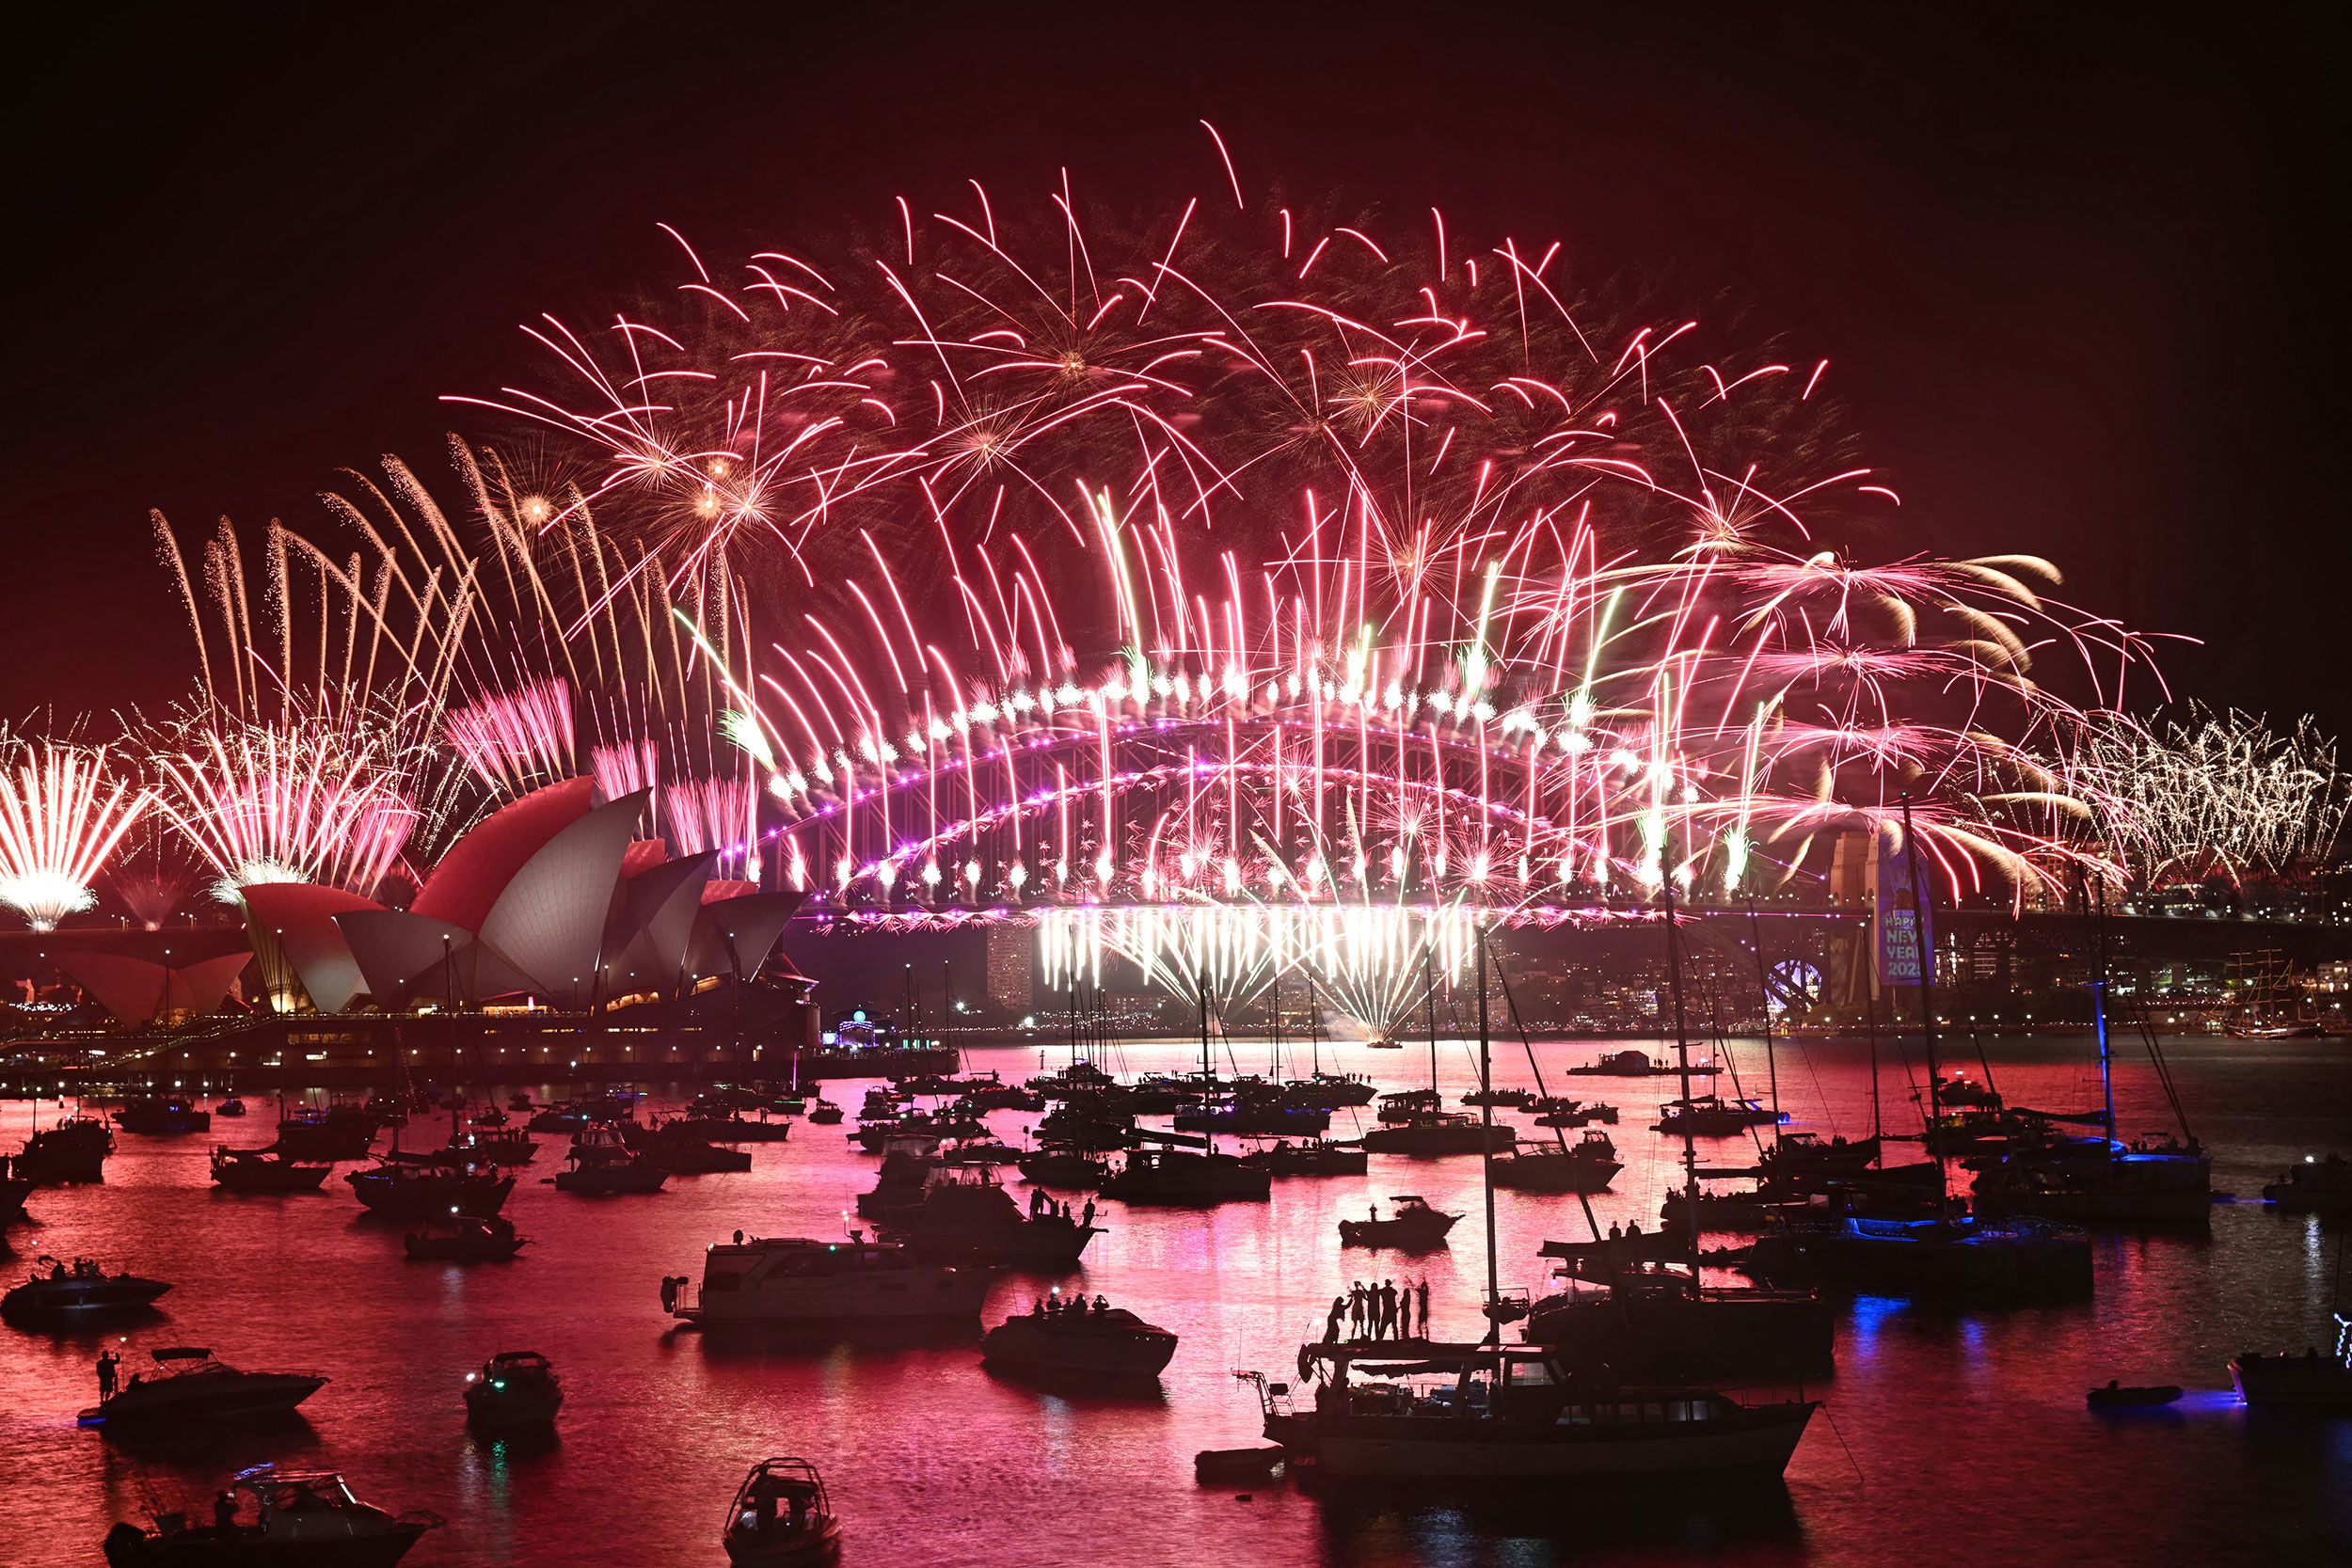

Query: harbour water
[2,1033,2347,1566]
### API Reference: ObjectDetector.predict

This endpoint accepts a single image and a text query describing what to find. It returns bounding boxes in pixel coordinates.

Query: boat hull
[1278,1404,1814,1479]
[1524,1291,1835,1380]
[81,1374,326,1428]
[103,1522,430,1567]
[679,1271,991,1327]
[2230,1357,2352,1409]
[3,1278,172,1322]
[981,1320,1178,1378]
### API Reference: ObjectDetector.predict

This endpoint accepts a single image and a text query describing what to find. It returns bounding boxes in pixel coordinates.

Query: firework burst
[0,738,148,931]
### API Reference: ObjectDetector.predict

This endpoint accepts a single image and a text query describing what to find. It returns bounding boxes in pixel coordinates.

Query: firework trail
[0,737,148,931]
[446,141,2174,1006]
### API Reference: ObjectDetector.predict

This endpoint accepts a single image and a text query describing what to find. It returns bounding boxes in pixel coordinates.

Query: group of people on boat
[1325,1277,1432,1341]
[1029,1290,1113,1318]
[1025,1188,1094,1227]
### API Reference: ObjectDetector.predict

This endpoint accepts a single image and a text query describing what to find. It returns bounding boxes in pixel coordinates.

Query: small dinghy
[1194,1446,1286,1483]
[2086,1379,2184,1408]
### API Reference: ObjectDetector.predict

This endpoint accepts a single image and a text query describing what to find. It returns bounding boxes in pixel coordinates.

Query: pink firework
[0,739,149,931]
[444,678,577,799]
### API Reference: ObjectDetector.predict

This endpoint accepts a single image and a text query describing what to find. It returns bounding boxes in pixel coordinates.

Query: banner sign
[1875,827,1935,988]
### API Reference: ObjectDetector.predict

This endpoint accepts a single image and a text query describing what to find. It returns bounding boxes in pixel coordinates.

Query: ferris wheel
[1763,958,1823,1019]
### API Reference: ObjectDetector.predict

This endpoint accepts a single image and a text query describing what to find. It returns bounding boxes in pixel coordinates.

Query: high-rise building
[984,925,1034,1012]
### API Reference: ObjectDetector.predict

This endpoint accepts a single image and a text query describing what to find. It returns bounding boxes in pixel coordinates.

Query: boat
[1172,1099,1331,1136]
[1240,1138,1369,1177]
[1564,1048,1677,1076]
[1016,1146,1115,1187]
[1750,1213,2094,1298]
[1969,1139,2212,1225]
[800,1007,958,1080]
[2086,1380,2183,1409]
[12,1114,113,1183]
[664,1111,795,1145]
[1460,1087,1534,1109]
[1338,1196,1461,1249]
[552,1131,669,1195]
[2231,1309,2352,1409]
[886,1167,1100,1266]
[663,1233,991,1328]
[464,1350,564,1431]
[214,1095,246,1118]
[1285,1072,1378,1109]
[114,1096,213,1135]
[1365,1035,1404,1050]
[103,1464,441,1567]
[3,1258,172,1323]
[981,1294,1178,1379]
[1533,1103,1617,1129]
[1927,1072,2000,1108]
[2265,1153,2352,1213]
[209,1147,333,1193]
[345,1157,514,1219]
[1194,1447,1287,1483]
[272,1104,380,1163]
[1099,1145,1272,1204]
[1489,1131,1622,1194]
[1517,855,1833,1385]
[1248,1343,1817,1480]
[403,1215,529,1262]
[1652,1094,1780,1136]
[1518,1260,1833,1381]
[640,1122,755,1174]
[1756,1132,1880,1180]
[723,1457,840,1563]
[79,1347,326,1428]
[806,1099,844,1125]
[1660,1185,1778,1232]
[1359,1113,1516,1156]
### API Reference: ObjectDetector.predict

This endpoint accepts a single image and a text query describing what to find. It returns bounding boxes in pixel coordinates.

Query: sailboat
[1245,918,1818,1480]
[1745,800,2092,1299]
[1969,875,2210,1226]
[1358,955,1515,1156]
[1518,870,1831,1382]
[1099,980,1271,1204]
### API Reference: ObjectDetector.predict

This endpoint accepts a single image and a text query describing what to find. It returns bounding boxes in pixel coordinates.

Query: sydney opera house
[29,779,818,1085]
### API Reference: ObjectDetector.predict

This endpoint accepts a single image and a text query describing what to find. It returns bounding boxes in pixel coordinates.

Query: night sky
[2,5,2337,730]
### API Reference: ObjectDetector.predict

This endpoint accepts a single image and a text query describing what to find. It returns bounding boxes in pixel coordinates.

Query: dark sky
[1,4,2338,730]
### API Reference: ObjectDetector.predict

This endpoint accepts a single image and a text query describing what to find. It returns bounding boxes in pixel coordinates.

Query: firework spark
[0,740,148,931]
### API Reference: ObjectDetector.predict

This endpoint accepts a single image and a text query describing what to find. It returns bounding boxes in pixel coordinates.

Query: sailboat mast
[1897,794,1949,1212]
[1425,945,1438,1096]
[2089,868,2117,1161]
[1199,970,1213,1157]
[1743,901,1783,1140]
[1660,852,1701,1278]
[1476,917,1501,1340]
[1864,976,1883,1146]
